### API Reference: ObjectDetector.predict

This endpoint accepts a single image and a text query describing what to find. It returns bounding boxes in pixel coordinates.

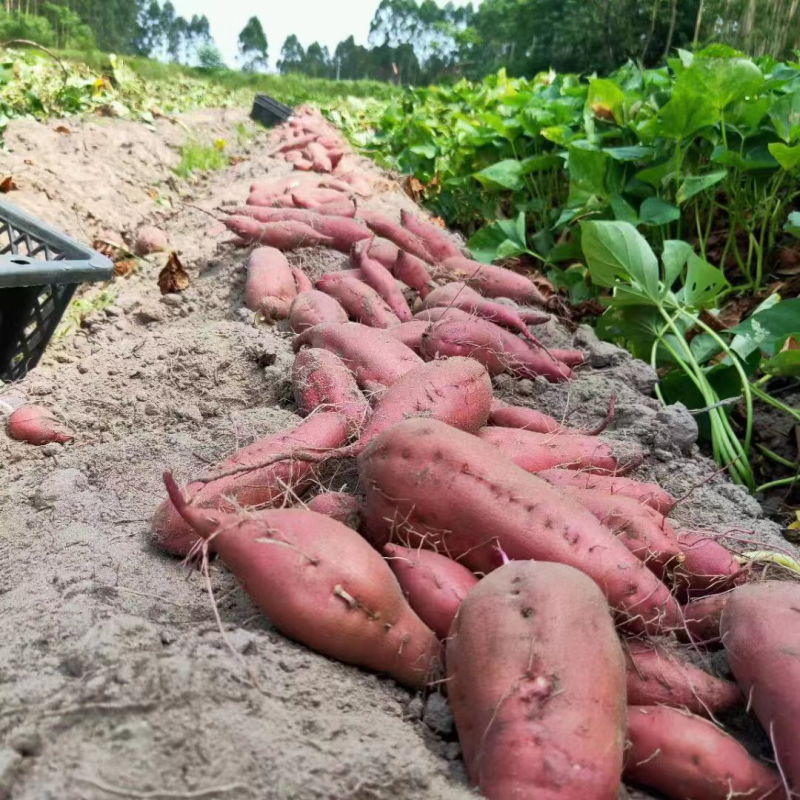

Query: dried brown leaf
[158,251,190,295]
[114,259,137,278]
[53,125,71,135]
[0,176,18,193]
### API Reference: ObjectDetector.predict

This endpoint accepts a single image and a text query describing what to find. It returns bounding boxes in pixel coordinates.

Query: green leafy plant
[581,220,800,490]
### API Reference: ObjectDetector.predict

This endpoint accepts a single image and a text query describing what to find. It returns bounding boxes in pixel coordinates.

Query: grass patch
[174,141,228,179]
[54,288,117,341]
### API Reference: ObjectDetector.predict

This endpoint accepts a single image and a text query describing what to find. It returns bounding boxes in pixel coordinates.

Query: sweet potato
[309,217,372,254]
[305,141,333,172]
[550,349,586,367]
[677,593,730,649]
[243,246,297,320]
[549,484,682,576]
[399,209,462,262]
[359,419,681,633]
[421,316,573,383]
[447,561,626,799]
[394,250,435,298]
[7,405,73,445]
[721,581,800,792]
[351,240,412,322]
[275,133,316,154]
[317,275,400,328]
[291,188,344,208]
[358,211,434,263]
[326,149,345,169]
[625,641,739,715]
[389,320,429,354]
[477,427,644,475]
[674,531,746,596]
[306,491,363,531]
[336,171,373,197]
[292,322,423,395]
[288,290,349,333]
[284,150,304,165]
[437,255,548,305]
[537,469,675,515]
[625,706,780,800]
[366,239,401,272]
[315,199,357,218]
[383,544,477,639]
[152,413,349,557]
[289,265,314,294]
[134,226,168,256]
[292,348,369,435]
[488,397,617,438]
[164,474,442,688]
[420,282,549,343]
[294,158,315,172]
[225,217,334,250]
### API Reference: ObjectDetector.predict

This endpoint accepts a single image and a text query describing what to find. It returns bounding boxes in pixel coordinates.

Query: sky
[171,0,479,69]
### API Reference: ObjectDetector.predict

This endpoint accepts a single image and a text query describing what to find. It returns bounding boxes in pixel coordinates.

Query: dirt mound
[0,108,793,799]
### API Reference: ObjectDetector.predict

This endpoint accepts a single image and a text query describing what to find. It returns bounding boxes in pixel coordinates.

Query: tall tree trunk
[642,0,661,62]
[777,0,799,57]
[694,0,706,45]
[663,0,678,59]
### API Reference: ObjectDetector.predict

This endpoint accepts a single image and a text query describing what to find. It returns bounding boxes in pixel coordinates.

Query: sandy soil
[0,107,795,800]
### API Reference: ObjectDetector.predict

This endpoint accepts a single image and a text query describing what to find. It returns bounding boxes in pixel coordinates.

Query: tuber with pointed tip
[224,217,334,250]
[288,291,349,334]
[7,405,73,445]
[243,247,297,321]
[351,240,412,322]
[317,274,400,328]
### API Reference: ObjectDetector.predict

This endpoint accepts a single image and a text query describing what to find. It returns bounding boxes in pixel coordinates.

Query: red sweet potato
[537,469,675,515]
[383,544,477,639]
[291,188,345,208]
[677,593,731,649]
[152,413,349,557]
[305,141,332,172]
[359,211,434,263]
[284,150,304,164]
[164,474,442,688]
[292,322,423,395]
[336,171,373,197]
[306,491,364,531]
[550,484,682,576]
[550,349,587,367]
[308,217,372,254]
[315,199,357,218]
[399,210,462,262]
[289,265,314,294]
[351,240,412,322]
[437,255,548,305]
[7,405,73,445]
[366,239,401,272]
[421,316,573,383]
[292,348,370,435]
[420,282,549,343]
[674,531,746,597]
[225,217,334,250]
[625,706,780,800]
[624,641,740,716]
[721,581,800,793]
[275,133,316,154]
[359,418,681,633]
[288,290,349,334]
[394,250,435,298]
[294,158,315,172]
[389,320,429,354]
[317,275,400,328]
[448,561,627,799]
[477,427,644,475]
[243,246,297,320]
[327,149,345,169]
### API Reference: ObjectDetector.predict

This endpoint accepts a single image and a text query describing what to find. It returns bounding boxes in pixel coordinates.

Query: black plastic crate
[251,94,294,128]
[0,201,114,382]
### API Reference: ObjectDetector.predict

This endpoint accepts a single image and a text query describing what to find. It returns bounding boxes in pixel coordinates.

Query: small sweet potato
[164,474,442,688]
[383,544,477,639]
[366,239,401,271]
[477,427,644,475]
[134,226,168,256]
[421,316,573,383]
[625,641,740,716]
[317,274,400,328]
[224,217,334,250]
[243,246,297,320]
[677,593,730,649]
[389,320,429,354]
[394,250,435,298]
[359,418,680,633]
[291,188,345,208]
[721,581,800,792]
[288,290,349,333]
[674,531,745,596]
[275,133,316,154]
[537,469,675,515]
[292,322,423,395]
[289,265,314,294]
[292,348,370,435]
[315,199,357,218]
[437,255,548,305]
[351,240,412,322]
[304,141,333,172]
[448,561,627,799]
[359,211,434,263]
[7,405,73,445]
[152,413,349,557]
[306,491,364,531]
[399,210,462,262]
[625,706,780,800]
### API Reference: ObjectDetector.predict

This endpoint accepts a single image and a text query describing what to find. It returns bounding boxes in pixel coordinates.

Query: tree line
[1,0,798,82]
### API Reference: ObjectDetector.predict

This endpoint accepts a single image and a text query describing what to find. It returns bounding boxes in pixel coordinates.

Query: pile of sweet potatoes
[149,109,798,800]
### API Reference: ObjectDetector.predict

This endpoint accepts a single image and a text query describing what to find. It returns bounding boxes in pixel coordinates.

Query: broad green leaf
[785,211,800,238]
[410,143,436,158]
[640,197,680,226]
[474,160,524,191]
[763,349,800,377]
[636,159,675,189]
[653,83,718,141]
[677,170,727,204]
[595,305,663,360]
[769,142,800,170]
[662,240,694,289]
[567,146,612,205]
[691,333,723,364]
[679,253,729,308]
[682,56,764,114]
[711,144,778,171]
[468,224,513,264]
[728,299,800,356]
[610,194,639,225]
[603,146,655,162]
[580,220,659,300]
[587,78,626,124]
[769,88,800,143]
